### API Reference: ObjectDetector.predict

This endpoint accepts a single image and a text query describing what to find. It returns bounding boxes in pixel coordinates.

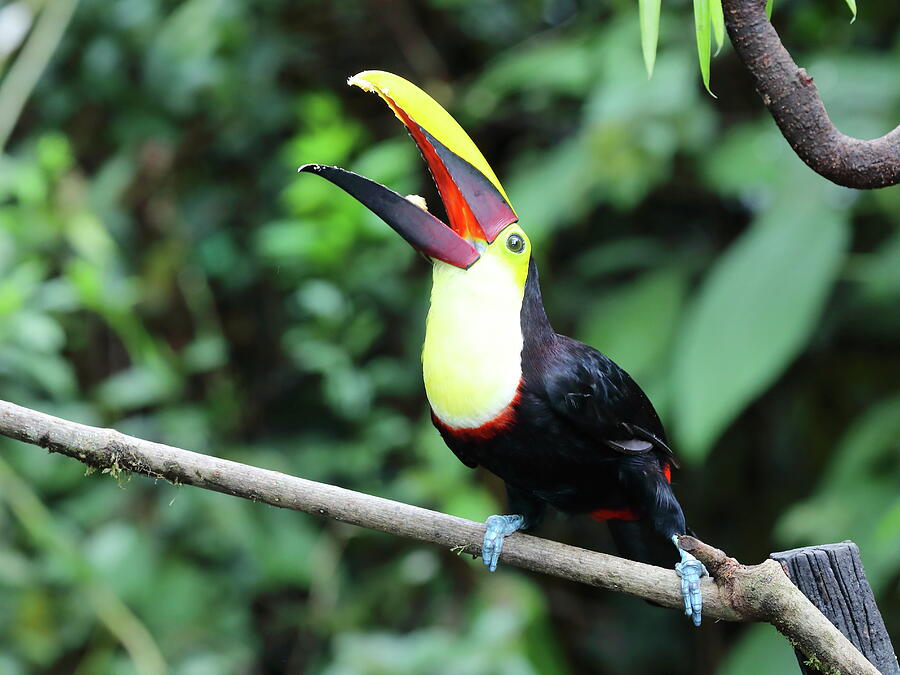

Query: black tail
[606,519,681,569]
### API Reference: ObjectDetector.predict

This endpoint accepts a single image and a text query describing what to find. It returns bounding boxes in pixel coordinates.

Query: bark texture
[0,399,882,674]
[723,0,900,189]
[772,543,900,674]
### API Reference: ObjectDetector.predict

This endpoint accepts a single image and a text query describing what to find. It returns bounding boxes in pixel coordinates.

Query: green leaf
[765,0,774,18]
[776,395,900,592]
[692,0,714,95]
[844,0,857,22]
[638,0,662,78]
[709,0,725,55]
[819,394,900,492]
[95,365,181,411]
[673,200,849,459]
[464,39,593,116]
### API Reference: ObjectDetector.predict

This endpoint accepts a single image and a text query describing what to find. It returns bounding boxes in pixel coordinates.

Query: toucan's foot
[673,535,707,627]
[482,514,525,572]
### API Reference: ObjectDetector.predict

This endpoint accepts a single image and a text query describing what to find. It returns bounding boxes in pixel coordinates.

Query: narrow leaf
[692,0,714,96]
[638,0,662,78]
[765,0,774,19]
[673,202,849,460]
[709,0,725,56]
[844,0,857,22]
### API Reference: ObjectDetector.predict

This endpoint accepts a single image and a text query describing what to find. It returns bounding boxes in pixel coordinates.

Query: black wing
[541,336,679,468]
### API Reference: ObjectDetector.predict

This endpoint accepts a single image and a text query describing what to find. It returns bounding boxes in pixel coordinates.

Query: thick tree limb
[0,399,880,675]
[723,0,900,189]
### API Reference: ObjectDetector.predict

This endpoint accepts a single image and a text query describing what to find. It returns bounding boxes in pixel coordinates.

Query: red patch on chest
[431,389,521,442]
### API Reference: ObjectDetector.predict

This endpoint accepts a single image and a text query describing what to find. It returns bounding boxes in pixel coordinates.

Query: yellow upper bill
[348,70,513,210]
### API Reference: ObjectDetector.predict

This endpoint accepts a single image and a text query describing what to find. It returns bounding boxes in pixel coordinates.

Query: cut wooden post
[771,542,899,674]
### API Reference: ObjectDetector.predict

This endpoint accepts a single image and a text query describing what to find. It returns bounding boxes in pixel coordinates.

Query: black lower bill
[298,164,480,269]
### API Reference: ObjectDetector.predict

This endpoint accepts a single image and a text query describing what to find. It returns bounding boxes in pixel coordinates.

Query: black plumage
[432,257,688,569]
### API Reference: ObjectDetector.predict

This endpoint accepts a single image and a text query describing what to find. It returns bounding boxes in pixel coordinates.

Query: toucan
[299,71,706,626]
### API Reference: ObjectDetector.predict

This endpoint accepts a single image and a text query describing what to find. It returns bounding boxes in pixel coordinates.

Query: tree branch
[723,0,900,189]
[0,399,880,674]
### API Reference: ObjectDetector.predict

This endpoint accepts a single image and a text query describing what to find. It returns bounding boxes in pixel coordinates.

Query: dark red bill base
[298,164,480,269]
[420,128,517,244]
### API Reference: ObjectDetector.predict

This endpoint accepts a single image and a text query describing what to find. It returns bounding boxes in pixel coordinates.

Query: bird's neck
[520,257,555,352]
[422,256,553,430]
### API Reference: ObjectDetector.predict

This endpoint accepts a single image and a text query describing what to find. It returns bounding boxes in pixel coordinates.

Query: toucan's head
[299,70,531,287]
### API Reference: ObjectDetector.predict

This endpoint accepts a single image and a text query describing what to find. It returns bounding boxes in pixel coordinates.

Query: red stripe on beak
[390,103,487,243]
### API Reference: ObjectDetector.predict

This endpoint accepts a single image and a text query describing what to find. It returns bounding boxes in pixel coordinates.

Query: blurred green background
[1,0,899,673]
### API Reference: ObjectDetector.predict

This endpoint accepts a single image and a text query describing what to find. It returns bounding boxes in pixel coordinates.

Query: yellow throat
[422,226,531,429]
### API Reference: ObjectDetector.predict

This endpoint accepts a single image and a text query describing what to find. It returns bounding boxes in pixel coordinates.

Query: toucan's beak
[297,163,482,268]
[298,70,517,269]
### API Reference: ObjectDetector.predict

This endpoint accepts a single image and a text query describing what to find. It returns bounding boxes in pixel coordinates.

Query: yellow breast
[422,254,525,429]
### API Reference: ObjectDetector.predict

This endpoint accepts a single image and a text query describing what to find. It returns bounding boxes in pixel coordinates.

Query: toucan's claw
[673,535,706,627]
[482,514,525,572]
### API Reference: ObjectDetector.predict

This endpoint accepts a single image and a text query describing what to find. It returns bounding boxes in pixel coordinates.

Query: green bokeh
[1,1,899,673]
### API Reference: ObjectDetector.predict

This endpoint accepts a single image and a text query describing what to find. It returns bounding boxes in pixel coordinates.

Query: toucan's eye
[506,233,525,254]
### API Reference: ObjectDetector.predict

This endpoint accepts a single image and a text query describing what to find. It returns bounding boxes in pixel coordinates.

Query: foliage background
[1,0,899,673]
